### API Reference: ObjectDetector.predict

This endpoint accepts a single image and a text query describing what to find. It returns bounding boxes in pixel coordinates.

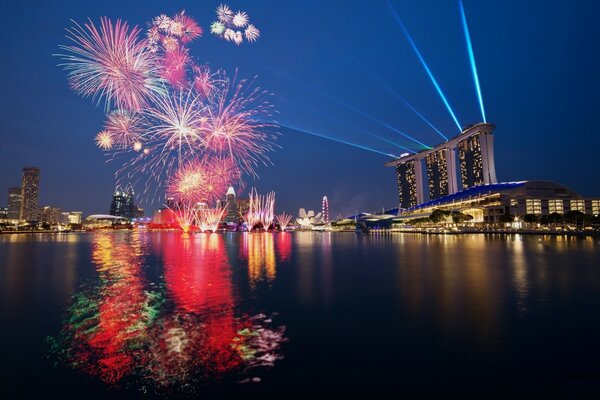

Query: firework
[244,188,275,230]
[211,4,259,45]
[198,206,226,232]
[58,17,165,111]
[276,213,292,231]
[104,109,143,148]
[95,130,114,149]
[59,9,276,216]
[200,74,278,176]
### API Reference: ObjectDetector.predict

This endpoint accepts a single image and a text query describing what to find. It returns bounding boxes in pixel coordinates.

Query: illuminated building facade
[0,207,7,220]
[458,124,497,188]
[20,166,40,221]
[237,198,250,220]
[40,206,62,225]
[224,186,238,223]
[395,159,424,209]
[7,186,21,220]
[385,122,496,208]
[110,187,136,219]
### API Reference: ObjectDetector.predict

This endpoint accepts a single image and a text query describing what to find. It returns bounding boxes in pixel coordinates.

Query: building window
[570,200,585,213]
[525,199,542,215]
[510,198,517,207]
[592,200,600,216]
[548,199,564,214]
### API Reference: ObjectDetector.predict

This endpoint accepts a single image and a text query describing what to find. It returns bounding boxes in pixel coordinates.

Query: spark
[276,213,292,231]
[58,17,165,111]
[232,12,248,28]
[95,130,114,149]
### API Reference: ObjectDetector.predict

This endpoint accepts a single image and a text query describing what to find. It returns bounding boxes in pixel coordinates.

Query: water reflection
[241,233,277,287]
[50,231,286,393]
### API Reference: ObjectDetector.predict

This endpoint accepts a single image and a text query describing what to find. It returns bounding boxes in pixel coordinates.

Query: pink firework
[173,12,203,43]
[104,109,143,148]
[244,188,275,230]
[276,213,292,231]
[58,17,164,111]
[198,206,226,232]
[200,74,278,177]
[162,47,190,87]
[167,160,210,203]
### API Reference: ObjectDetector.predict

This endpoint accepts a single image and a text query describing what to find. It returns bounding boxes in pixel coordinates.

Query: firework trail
[198,206,227,232]
[276,213,292,231]
[211,4,260,45]
[244,188,275,230]
[58,8,278,225]
[58,17,165,111]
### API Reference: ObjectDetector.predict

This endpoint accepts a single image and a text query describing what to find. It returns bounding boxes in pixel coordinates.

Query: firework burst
[104,109,143,148]
[276,213,292,231]
[58,17,165,111]
[198,206,227,232]
[211,4,260,45]
[95,130,114,149]
[244,188,275,230]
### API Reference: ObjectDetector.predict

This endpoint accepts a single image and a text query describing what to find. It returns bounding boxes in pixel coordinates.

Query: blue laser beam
[325,34,448,141]
[281,123,398,158]
[258,63,431,150]
[387,0,463,132]
[286,99,418,153]
[459,1,486,122]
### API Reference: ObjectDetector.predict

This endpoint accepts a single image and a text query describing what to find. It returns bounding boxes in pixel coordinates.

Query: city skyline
[1,1,599,216]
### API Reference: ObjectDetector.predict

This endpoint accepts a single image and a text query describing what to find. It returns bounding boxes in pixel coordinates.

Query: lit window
[570,200,585,213]
[548,199,564,214]
[525,199,542,215]
[592,200,600,216]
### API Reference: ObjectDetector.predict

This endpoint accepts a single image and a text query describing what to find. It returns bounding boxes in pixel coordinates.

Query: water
[1,231,599,397]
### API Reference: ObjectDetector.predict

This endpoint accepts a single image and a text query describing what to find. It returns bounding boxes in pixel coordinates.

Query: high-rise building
[110,187,136,219]
[20,167,40,221]
[322,196,329,223]
[458,124,497,189]
[426,149,451,200]
[386,122,497,207]
[135,206,144,219]
[224,186,238,223]
[40,206,61,225]
[237,198,250,220]
[395,158,425,209]
[7,186,21,220]
[0,207,7,220]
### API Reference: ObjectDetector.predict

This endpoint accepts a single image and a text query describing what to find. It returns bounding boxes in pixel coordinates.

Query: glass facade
[458,134,484,189]
[592,200,600,216]
[426,150,449,200]
[20,167,40,221]
[548,199,564,214]
[570,199,585,213]
[396,162,418,209]
[525,199,542,215]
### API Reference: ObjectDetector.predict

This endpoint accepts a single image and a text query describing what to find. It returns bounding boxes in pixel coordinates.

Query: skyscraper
[426,149,450,200]
[20,167,40,221]
[224,186,238,223]
[394,159,425,209]
[458,124,497,189]
[110,187,136,219]
[40,206,61,225]
[7,186,21,220]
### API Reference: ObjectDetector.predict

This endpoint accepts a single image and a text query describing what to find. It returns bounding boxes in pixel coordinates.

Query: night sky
[1,0,599,218]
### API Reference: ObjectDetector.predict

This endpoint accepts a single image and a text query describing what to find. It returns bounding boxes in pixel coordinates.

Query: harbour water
[1,231,599,397]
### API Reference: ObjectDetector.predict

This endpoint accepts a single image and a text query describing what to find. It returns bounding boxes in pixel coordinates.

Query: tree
[548,212,563,224]
[451,211,473,224]
[522,214,539,224]
[499,214,515,223]
[429,209,451,223]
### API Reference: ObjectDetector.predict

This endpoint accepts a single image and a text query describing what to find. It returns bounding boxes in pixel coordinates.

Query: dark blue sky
[1,0,599,217]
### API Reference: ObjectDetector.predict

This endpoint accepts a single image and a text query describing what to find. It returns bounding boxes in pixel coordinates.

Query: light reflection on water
[48,231,287,395]
[1,231,599,395]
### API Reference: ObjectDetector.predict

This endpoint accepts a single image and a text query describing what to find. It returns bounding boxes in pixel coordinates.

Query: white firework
[244,24,260,42]
[223,28,236,42]
[210,21,225,35]
[232,11,248,28]
[154,14,172,31]
[233,31,243,45]
[216,4,233,23]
